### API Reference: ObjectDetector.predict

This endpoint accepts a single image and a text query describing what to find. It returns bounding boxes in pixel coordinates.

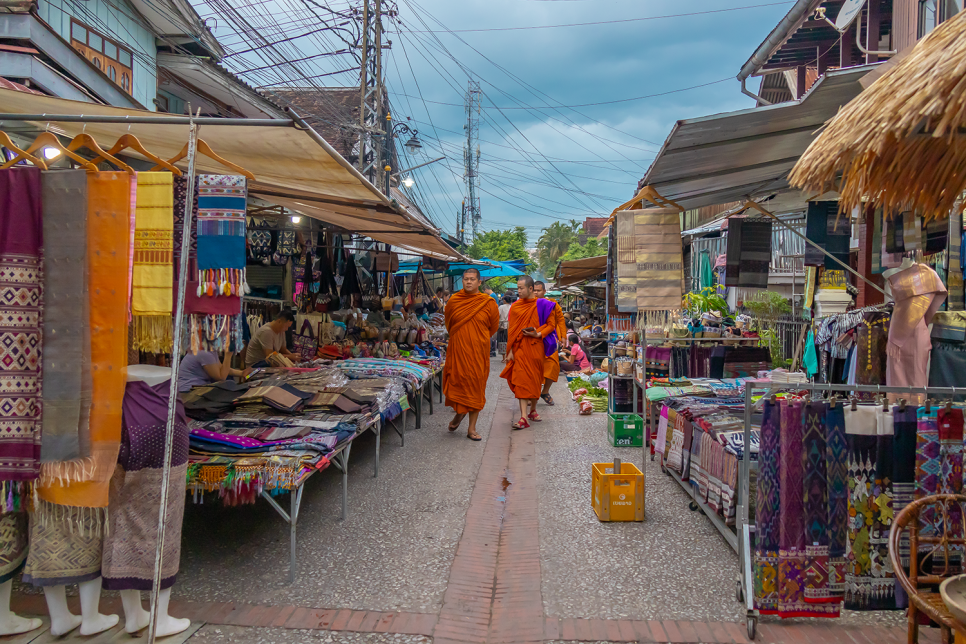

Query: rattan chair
[889,493,966,644]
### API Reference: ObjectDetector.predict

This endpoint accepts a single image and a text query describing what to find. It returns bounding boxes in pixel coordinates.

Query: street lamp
[383,112,421,196]
[402,176,415,188]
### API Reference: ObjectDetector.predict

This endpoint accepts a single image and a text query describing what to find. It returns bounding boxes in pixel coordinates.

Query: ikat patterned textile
[196,174,247,296]
[102,380,189,590]
[842,406,897,610]
[0,168,43,481]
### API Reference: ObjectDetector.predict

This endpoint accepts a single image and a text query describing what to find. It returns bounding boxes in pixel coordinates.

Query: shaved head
[517,275,535,300]
[462,268,482,294]
[533,281,546,298]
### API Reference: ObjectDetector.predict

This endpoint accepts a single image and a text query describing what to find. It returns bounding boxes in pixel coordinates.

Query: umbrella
[789,10,966,221]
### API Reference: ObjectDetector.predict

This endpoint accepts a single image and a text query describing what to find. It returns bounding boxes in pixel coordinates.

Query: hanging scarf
[0,168,43,486]
[132,172,174,353]
[38,172,130,512]
[39,170,90,465]
[196,174,247,297]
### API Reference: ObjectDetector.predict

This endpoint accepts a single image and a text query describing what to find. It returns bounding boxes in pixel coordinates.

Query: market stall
[0,89,464,642]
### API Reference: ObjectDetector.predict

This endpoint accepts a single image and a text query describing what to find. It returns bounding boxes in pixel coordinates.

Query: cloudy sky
[198,0,794,244]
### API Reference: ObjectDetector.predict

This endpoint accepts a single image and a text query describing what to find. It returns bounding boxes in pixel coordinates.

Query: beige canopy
[0,88,466,260]
[554,255,607,287]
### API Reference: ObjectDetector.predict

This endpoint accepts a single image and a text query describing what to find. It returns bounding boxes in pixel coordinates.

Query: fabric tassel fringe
[198,268,250,297]
[38,459,96,488]
[0,481,34,514]
[133,315,173,353]
[34,498,109,538]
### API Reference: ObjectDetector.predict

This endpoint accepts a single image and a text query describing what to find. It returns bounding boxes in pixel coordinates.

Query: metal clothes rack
[736,382,965,640]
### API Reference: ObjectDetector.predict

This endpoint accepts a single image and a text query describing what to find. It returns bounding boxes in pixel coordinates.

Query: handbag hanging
[292,319,317,362]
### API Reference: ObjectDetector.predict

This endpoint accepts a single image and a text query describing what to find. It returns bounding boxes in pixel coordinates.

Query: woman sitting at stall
[178,350,248,392]
[559,334,593,374]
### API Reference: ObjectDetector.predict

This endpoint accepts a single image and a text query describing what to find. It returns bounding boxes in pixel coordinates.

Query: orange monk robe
[443,290,500,414]
[543,298,567,382]
[501,298,556,400]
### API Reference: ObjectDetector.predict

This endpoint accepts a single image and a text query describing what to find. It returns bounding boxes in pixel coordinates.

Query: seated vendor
[178,350,247,392]
[245,310,297,367]
[560,334,593,374]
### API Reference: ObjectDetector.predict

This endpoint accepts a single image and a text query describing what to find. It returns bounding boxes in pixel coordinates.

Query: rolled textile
[0,167,43,484]
[132,172,174,353]
[39,170,90,466]
[947,208,964,310]
[102,379,189,590]
[38,172,130,510]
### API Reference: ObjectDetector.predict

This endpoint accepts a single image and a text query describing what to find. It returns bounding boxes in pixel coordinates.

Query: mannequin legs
[118,588,189,637]
[42,585,81,637]
[43,578,118,637]
[77,578,118,636]
[0,579,41,635]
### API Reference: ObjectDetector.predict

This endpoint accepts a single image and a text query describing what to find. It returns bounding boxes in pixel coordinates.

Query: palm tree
[537,222,577,273]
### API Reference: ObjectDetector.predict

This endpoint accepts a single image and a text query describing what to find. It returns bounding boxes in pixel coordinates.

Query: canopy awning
[554,255,607,287]
[0,88,466,261]
[637,65,876,212]
[446,258,524,278]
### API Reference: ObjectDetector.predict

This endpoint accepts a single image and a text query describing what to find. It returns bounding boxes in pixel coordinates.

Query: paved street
[10,364,942,643]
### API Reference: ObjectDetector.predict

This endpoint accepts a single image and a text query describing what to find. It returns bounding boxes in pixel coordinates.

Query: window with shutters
[69,19,134,95]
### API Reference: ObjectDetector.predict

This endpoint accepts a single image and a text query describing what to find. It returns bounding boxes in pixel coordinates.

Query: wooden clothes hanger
[91,134,181,175]
[0,132,97,172]
[66,133,133,174]
[152,139,255,181]
[0,131,47,170]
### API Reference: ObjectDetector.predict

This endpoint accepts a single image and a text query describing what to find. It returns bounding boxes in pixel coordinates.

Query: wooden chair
[889,493,966,644]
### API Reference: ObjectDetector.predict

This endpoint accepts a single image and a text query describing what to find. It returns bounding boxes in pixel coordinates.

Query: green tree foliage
[536,220,581,273]
[465,227,527,262]
[558,237,606,264]
[464,227,528,293]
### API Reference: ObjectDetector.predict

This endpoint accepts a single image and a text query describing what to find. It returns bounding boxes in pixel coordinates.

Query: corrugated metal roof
[637,65,876,212]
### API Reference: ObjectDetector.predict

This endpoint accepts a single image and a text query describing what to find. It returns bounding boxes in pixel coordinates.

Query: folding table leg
[374,420,381,478]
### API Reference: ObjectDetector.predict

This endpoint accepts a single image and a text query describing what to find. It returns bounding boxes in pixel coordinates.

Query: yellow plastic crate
[592,462,644,522]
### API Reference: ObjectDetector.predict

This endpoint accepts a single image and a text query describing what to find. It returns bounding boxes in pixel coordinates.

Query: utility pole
[358,0,383,187]
[463,80,481,239]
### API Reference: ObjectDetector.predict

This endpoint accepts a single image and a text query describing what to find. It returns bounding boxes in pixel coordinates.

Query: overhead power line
[397,2,792,33]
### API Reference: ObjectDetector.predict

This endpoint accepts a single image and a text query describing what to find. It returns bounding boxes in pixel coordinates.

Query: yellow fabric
[132,172,173,353]
[40,173,130,508]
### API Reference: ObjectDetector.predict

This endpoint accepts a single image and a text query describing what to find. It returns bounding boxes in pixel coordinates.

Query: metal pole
[147,118,200,644]
[358,0,369,174]
[384,118,392,197]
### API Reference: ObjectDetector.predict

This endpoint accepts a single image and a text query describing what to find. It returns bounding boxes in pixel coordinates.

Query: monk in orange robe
[501,276,557,429]
[533,281,566,406]
[443,268,500,441]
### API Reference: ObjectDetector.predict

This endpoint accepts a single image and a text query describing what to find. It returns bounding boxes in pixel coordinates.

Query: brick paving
[8,386,945,643]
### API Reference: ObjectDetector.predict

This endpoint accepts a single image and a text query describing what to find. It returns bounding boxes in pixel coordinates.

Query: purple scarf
[536,298,558,357]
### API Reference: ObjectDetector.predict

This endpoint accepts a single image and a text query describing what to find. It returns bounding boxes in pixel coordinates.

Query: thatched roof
[789,10,966,221]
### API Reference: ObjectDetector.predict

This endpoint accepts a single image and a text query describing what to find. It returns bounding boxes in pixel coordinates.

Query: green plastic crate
[607,413,643,448]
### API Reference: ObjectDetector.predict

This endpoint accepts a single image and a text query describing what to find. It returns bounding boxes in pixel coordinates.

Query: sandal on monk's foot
[512,417,530,430]
[540,393,555,406]
[527,411,543,422]
[467,431,482,441]
[448,414,466,432]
